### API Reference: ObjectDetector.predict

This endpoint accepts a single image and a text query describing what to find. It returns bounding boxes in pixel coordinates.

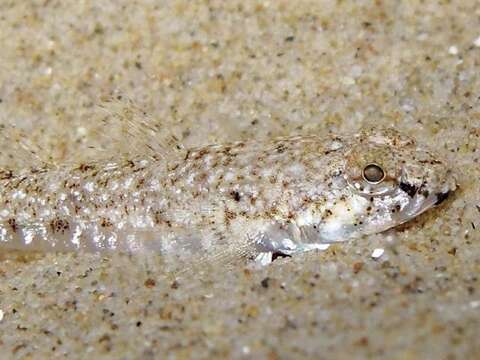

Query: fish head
[342,127,457,236]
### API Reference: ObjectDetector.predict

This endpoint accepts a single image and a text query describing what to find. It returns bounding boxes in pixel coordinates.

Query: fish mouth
[400,192,437,219]
[399,186,453,221]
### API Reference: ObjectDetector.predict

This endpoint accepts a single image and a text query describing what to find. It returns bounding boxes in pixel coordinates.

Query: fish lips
[399,183,453,220]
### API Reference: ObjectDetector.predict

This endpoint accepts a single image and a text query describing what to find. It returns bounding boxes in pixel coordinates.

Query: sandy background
[0,1,479,359]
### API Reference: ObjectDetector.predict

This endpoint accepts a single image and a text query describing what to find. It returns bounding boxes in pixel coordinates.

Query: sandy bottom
[0,1,479,359]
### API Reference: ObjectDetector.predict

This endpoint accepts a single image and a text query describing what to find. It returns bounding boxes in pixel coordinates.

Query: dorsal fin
[0,124,55,171]
[0,97,186,173]
[95,96,185,160]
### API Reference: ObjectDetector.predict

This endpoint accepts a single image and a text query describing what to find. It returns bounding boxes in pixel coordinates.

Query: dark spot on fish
[434,191,451,206]
[78,163,96,172]
[194,148,209,160]
[224,209,236,226]
[100,218,113,227]
[275,144,286,153]
[230,190,241,202]
[399,182,418,197]
[50,218,70,233]
[8,218,17,232]
[0,169,13,180]
[272,252,291,261]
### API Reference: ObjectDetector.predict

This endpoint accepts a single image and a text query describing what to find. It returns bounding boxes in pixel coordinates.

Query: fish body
[0,128,456,263]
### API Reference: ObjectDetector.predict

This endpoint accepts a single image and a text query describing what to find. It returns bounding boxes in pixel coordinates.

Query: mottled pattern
[0,128,456,263]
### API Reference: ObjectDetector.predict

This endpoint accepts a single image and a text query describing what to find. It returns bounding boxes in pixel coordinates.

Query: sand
[0,1,479,359]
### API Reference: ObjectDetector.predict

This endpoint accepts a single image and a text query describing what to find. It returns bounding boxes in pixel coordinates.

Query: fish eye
[362,163,385,184]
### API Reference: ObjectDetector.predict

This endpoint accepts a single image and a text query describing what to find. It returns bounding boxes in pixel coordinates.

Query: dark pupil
[363,164,384,183]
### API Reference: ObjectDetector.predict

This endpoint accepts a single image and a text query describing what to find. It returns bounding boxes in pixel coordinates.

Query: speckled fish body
[0,128,456,263]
